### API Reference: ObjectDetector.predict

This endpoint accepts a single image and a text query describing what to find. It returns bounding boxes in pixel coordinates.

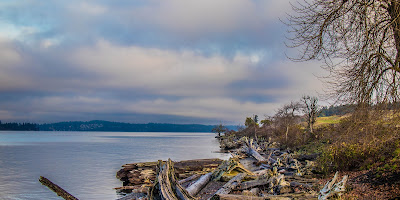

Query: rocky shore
[115,137,348,200]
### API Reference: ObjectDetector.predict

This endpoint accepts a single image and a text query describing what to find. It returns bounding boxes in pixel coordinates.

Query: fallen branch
[38,176,79,200]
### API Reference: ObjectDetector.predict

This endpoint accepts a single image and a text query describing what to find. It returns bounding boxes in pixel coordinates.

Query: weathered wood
[116,192,146,200]
[117,158,223,187]
[289,181,312,189]
[236,178,271,190]
[149,159,196,200]
[186,172,213,196]
[212,158,254,181]
[210,173,246,200]
[213,194,267,200]
[178,174,202,185]
[318,171,348,200]
[248,147,267,162]
[243,138,267,163]
[39,176,79,200]
[263,193,318,200]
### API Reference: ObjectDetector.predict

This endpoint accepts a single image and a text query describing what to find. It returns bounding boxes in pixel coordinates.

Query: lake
[0,131,229,200]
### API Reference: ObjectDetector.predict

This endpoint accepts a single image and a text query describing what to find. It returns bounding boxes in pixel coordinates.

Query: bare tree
[301,95,320,134]
[275,101,302,142]
[286,0,400,105]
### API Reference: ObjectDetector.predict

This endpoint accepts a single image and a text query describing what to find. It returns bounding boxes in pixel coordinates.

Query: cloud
[69,39,252,96]
[0,0,328,124]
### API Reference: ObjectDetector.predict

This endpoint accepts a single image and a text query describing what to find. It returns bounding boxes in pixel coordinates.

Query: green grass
[315,115,343,127]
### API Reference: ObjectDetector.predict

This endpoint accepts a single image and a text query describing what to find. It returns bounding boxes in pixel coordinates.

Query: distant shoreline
[0,120,238,132]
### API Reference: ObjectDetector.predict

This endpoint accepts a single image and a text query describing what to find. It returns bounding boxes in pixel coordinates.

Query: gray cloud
[0,0,325,124]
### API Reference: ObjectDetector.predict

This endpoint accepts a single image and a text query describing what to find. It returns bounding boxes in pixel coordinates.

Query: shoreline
[115,135,400,199]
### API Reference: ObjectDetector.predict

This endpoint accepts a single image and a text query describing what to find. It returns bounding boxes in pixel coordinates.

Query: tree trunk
[388,1,400,70]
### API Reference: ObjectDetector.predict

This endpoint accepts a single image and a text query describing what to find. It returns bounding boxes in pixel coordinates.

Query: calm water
[0,131,229,200]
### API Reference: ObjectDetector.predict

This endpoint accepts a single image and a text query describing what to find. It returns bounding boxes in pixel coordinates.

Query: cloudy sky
[0,0,325,124]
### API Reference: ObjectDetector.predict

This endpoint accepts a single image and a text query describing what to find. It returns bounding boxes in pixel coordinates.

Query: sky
[0,0,325,125]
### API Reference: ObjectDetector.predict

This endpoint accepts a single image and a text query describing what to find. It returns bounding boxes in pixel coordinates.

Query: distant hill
[0,121,39,131]
[38,120,237,132]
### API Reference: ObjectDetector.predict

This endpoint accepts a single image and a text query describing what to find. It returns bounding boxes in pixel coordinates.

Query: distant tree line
[0,121,39,131]
[318,104,356,117]
[38,120,237,132]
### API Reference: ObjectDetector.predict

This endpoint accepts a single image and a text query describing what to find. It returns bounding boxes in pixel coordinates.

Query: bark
[39,176,79,200]
[388,1,400,69]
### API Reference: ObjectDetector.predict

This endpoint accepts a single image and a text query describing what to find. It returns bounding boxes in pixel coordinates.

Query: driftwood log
[318,171,348,200]
[210,173,246,199]
[236,178,271,190]
[178,174,202,185]
[116,192,146,200]
[186,172,213,196]
[39,176,79,200]
[213,194,266,200]
[244,138,267,162]
[187,157,255,197]
[212,158,254,181]
[117,158,222,187]
[149,159,195,200]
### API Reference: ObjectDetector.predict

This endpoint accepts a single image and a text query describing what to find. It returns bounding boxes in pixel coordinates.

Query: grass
[314,115,344,127]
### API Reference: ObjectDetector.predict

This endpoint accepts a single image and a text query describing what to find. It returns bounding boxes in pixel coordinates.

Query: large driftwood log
[149,159,196,200]
[117,158,222,187]
[263,193,318,200]
[116,192,146,200]
[187,157,255,197]
[247,147,267,162]
[236,178,271,190]
[39,176,79,200]
[318,171,348,200]
[186,172,213,196]
[210,173,246,200]
[243,138,267,162]
[213,194,266,200]
[178,174,202,185]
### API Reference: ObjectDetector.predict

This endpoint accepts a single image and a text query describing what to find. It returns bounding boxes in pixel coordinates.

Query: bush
[316,112,400,174]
